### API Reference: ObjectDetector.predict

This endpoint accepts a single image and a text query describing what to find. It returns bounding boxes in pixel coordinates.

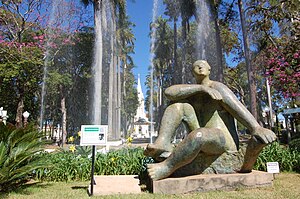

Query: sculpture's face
[192,60,210,77]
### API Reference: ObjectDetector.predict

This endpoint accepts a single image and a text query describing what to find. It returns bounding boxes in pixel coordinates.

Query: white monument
[132,74,149,138]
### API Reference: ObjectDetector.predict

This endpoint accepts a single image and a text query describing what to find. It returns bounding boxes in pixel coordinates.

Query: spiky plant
[0,123,49,192]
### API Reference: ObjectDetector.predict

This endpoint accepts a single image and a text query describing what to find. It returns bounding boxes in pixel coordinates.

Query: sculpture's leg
[240,137,267,173]
[147,128,226,180]
[144,103,199,158]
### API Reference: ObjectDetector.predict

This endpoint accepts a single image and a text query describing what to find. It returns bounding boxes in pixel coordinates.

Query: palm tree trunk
[238,0,258,119]
[117,57,121,139]
[173,18,178,85]
[93,0,103,124]
[108,28,115,140]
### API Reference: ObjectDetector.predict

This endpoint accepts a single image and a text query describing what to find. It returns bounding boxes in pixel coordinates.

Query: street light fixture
[0,107,8,125]
[23,111,30,127]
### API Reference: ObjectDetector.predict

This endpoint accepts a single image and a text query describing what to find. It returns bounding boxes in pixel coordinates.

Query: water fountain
[40,0,62,131]
[149,0,159,143]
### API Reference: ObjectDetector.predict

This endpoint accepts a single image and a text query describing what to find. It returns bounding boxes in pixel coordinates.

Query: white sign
[267,162,280,173]
[80,125,107,146]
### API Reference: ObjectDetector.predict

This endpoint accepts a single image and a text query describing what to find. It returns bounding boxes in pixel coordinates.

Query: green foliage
[35,151,91,182]
[0,41,44,122]
[289,138,300,153]
[95,147,145,175]
[254,142,300,172]
[34,147,146,182]
[0,123,49,192]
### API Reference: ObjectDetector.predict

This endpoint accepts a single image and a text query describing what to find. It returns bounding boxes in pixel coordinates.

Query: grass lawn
[2,173,300,199]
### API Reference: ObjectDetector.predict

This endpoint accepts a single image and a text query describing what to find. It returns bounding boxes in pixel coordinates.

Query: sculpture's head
[192,60,211,78]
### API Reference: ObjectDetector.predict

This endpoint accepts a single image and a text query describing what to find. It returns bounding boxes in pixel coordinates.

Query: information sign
[80,125,107,146]
[267,162,280,173]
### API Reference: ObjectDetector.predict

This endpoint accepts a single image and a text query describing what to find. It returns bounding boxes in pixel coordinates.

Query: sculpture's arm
[214,82,276,144]
[165,84,222,101]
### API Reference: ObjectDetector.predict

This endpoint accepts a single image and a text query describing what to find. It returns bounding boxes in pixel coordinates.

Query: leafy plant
[254,142,300,172]
[35,151,91,182]
[0,123,49,192]
[34,147,146,182]
[289,138,300,153]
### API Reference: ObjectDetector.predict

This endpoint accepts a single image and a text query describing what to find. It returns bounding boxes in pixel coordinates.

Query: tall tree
[238,0,258,119]
[81,0,137,139]
[0,0,46,127]
[163,0,180,84]
[249,0,300,102]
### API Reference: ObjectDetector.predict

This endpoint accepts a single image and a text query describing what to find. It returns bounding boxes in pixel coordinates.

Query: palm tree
[163,0,181,84]
[179,0,196,83]
[81,0,133,139]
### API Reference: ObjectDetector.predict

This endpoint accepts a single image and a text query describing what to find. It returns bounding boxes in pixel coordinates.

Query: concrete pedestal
[89,175,141,196]
[152,171,273,194]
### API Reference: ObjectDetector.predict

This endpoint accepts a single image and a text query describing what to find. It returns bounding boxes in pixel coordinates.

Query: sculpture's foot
[147,162,173,181]
[144,143,173,158]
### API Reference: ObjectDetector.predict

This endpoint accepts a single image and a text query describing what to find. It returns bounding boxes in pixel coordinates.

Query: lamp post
[23,111,30,127]
[0,107,8,125]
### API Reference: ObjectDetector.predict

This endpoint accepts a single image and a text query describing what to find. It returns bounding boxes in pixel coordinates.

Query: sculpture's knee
[188,128,227,155]
[166,103,185,115]
[189,128,206,142]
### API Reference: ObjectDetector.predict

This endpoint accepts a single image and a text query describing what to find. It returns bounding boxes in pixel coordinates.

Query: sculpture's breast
[188,93,223,126]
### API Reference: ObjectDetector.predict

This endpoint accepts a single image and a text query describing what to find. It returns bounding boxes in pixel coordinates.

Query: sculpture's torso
[188,90,238,152]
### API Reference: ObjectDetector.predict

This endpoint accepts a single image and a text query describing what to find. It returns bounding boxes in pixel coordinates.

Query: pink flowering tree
[0,0,48,127]
[264,44,300,100]
[0,0,89,129]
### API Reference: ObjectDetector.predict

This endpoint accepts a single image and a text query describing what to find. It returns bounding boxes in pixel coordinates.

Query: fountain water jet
[149,0,159,143]
[40,0,61,130]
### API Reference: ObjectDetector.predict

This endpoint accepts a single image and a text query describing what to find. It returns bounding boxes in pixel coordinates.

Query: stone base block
[152,170,273,194]
[89,175,141,196]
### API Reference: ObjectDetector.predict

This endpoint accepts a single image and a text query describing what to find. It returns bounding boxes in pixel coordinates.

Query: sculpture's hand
[206,88,223,100]
[252,127,277,144]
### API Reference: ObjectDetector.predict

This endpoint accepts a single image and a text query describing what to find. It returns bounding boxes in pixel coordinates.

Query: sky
[127,0,161,95]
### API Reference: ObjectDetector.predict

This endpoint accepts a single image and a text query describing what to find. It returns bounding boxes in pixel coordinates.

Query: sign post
[80,125,108,196]
[267,162,280,179]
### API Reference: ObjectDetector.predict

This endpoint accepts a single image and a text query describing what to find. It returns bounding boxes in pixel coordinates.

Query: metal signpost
[80,125,107,196]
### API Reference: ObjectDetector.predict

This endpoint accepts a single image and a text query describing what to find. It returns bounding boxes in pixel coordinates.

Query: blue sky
[127,0,161,95]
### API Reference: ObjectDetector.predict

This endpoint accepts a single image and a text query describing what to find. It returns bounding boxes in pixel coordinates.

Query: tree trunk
[60,85,67,145]
[117,57,121,139]
[15,97,24,128]
[93,0,103,124]
[214,17,224,82]
[181,20,187,84]
[122,63,127,136]
[238,0,258,119]
[112,53,118,139]
[108,32,114,140]
[173,18,179,85]
[209,1,224,82]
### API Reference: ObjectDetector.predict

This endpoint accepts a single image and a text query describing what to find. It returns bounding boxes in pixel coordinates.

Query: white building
[132,74,150,138]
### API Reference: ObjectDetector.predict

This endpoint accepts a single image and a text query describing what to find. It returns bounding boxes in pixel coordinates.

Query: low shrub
[34,151,91,181]
[289,138,300,153]
[34,147,146,182]
[254,142,300,172]
[95,147,145,175]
